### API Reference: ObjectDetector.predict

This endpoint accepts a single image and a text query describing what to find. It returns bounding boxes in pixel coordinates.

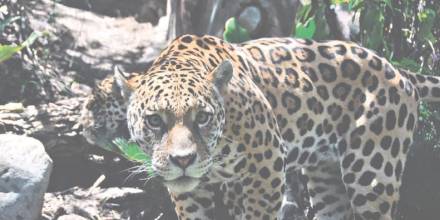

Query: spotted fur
[84,35,440,220]
[81,68,141,148]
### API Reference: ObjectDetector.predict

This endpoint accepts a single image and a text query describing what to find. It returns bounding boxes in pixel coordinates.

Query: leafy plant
[112,138,154,175]
[295,18,316,39]
[0,31,47,63]
[223,17,250,43]
[419,102,432,120]
[292,2,317,39]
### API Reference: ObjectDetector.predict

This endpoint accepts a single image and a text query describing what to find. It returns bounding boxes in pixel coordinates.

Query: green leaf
[113,138,151,162]
[294,18,316,39]
[223,17,250,43]
[0,31,47,63]
[113,138,153,175]
[0,44,23,63]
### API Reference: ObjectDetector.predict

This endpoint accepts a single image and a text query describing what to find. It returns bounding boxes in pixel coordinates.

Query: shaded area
[1,0,440,219]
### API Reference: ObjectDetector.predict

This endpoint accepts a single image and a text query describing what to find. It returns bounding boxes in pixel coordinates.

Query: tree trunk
[0,97,90,157]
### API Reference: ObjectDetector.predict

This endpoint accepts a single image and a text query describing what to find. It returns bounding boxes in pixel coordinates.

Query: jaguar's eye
[146,114,164,129]
[195,111,212,126]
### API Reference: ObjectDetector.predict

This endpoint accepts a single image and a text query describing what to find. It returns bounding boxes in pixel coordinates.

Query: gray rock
[0,134,53,220]
[57,214,88,220]
[43,186,149,220]
[238,6,262,33]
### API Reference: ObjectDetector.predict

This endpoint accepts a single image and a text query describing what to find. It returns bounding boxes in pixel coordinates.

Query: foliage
[0,31,47,63]
[223,17,251,43]
[293,0,438,62]
[293,4,317,39]
[417,8,436,43]
[112,138,153,175]
[295,19,316,39]
[0,12,48,63]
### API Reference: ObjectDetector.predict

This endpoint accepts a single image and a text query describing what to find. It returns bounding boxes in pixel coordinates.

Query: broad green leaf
[294,18,316,39]
[113,138,151,162]
[0,44,23,63]
[113,138,153,175]
[223,17,250,43]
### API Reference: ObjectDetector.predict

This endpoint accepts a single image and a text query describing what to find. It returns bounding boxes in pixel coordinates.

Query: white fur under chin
[164,177,201,193]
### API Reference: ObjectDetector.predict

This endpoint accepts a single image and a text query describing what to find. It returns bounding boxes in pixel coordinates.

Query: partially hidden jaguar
[81,34,440,220]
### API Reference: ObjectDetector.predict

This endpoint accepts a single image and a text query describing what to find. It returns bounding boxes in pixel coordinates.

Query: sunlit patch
[164,176,201,193]
[370,178,378,188]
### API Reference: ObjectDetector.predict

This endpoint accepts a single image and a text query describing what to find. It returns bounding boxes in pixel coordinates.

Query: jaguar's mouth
[163,176,201,193]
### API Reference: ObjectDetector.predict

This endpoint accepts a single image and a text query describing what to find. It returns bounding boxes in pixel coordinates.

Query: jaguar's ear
[209,60,233,92]
[113,65,134,102]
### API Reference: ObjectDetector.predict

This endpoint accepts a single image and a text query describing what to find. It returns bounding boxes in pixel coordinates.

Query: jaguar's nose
[169,154,197,169]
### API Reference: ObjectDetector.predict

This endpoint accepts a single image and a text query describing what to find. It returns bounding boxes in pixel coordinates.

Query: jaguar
[81,67,141,149]
[82,34,440,220]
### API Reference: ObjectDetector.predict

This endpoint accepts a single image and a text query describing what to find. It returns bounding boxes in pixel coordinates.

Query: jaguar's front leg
[280,169,309,220]
[221,171,285,220]
[170,183,217,220]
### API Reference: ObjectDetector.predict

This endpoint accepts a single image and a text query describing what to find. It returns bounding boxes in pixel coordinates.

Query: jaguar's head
[81,67,139,149]
[119,60,233,193]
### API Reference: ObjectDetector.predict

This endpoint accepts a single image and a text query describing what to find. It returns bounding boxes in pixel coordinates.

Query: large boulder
[0,134,53,220]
